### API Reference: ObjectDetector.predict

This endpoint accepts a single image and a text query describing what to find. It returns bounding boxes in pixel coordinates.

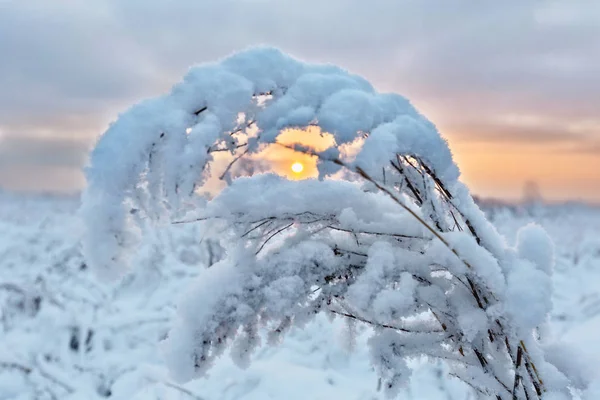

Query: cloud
[444,114,600,146]
[560,140,600,155]
[0,164,84,193]
[1,0,599,195]
[0,135,91,168]
[0,0,166,126]
[0,134,91,192]
[446,122,576,145]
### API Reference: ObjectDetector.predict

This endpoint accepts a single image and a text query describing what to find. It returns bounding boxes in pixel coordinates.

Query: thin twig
[390,159,422,205]
[0,282,27,295]
[326,225,425,240]
[208,142,249,153]
[512,346,523,399]
[241,219,274,238]
[255,222,294,254]
[328,309,442,334]
[520,341,544,392]
[35,356,75,393]
[219,148,250,181]
[194,106,208,116]
[172,216,211,225]
[162,381,207,400]
[0,361,32,374]
[448,372,488,397]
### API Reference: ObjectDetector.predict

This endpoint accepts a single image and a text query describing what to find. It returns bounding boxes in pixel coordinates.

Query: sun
[291,161,304,174]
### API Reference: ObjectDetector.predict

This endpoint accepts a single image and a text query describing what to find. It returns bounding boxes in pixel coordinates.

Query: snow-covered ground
[1,191,599,399]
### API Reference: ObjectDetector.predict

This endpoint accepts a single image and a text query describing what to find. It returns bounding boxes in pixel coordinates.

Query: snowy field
[1,191,599,399]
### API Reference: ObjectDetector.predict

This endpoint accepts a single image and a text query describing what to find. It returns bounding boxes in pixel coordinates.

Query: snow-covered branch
[81,47,580,399]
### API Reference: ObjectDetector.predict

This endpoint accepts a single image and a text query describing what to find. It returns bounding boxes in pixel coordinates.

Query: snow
[504,258,553,332]
[347,243,418,322]
[516,222,555,274]
[3,191,600,399]
[457,307,488,342]
[356,114,459,183]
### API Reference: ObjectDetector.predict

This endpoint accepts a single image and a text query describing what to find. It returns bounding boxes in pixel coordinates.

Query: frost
[368,330,411,398]
[457,308,488,342]
[371,277,418,323]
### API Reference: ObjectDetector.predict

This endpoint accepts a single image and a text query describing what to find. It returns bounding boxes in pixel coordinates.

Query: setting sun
[291,161,304,174]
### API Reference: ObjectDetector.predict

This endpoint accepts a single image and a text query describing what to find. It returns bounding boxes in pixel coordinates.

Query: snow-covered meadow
[1,190,599,399]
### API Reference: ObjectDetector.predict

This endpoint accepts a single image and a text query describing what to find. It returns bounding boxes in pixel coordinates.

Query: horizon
[1,179,599,208]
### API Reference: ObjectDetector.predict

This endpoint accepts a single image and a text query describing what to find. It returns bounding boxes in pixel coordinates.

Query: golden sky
[1,117,597,204]
[253,128,334,181]
[448,138,600,203]
[237,127,600,204]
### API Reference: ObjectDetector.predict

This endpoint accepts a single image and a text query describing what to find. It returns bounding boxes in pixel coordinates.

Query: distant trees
[523,181,543,206]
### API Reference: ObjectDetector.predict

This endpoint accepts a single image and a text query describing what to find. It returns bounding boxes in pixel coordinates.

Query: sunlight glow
[291,162,304,174]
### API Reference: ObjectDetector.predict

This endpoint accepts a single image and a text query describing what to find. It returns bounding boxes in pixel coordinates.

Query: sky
[1,0,599,203]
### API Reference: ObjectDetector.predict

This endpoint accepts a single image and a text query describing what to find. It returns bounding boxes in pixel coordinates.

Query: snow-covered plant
[82,48,577,399]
